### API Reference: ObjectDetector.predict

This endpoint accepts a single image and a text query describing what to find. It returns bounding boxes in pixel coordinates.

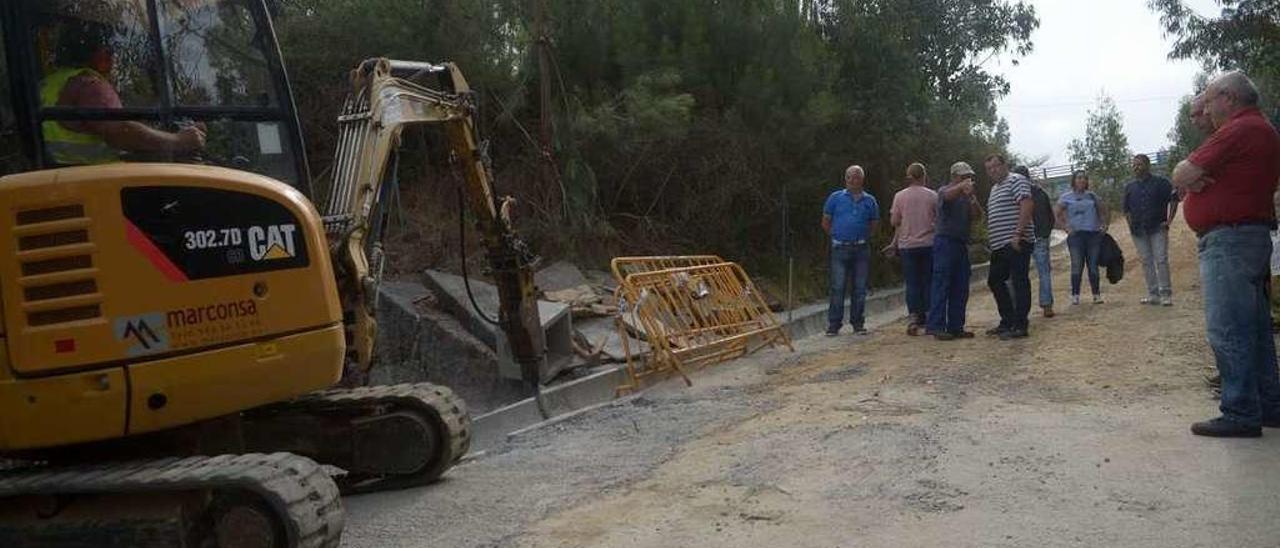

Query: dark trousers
[926,236,971,333]
[900,246,933,324]
[1067,230,1103,296]
[989,244,1032,330]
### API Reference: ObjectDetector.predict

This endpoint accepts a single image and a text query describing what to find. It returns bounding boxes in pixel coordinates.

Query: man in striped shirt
[984,154,1036,339]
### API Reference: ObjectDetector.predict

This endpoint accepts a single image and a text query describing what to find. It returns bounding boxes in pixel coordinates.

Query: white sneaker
[1092,294,1104,304]
[1071,294,1080,305]
[1140,296,1158,305]
[1160,296,1173,306]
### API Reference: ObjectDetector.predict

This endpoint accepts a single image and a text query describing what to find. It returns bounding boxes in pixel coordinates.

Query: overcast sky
[993,0,1220,165]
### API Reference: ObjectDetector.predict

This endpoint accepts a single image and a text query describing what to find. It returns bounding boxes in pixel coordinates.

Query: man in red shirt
[1172,70,1280,437]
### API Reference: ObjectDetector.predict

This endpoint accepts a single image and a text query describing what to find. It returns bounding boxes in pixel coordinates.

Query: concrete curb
[468,232,1066,453]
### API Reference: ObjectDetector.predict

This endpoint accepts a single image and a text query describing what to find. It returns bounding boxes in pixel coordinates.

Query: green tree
[1148,0,1279,117]
[1164,71,1213,168]
[270,0,1040,298]
[1067,94,1132,206]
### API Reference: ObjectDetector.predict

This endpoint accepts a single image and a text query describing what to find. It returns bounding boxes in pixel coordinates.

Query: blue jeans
[988,245,1032,330]
[900,246,933,324]
[1199,225,1280,427]
[1067,231,1102,296]
[926,236,970,333]
[1032,237,1053,307]
[828,243,870,331]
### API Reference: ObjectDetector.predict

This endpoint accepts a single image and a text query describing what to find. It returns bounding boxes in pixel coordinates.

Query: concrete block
[422,270,576,384]
[535,261,590,293]
[373,281,527,415]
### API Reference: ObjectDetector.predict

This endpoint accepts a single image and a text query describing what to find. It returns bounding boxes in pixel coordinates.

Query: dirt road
[343,219,1280,548]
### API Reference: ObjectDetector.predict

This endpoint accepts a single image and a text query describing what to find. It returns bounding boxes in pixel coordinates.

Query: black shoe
[1263,417,1280,428]
[852,327,870,336]
[932,332,956,341]
[950,330,976,339]
[998,327,1028,340]
[985,325,1009,336]
[1190,417,1262,438]
[825,329,839,337]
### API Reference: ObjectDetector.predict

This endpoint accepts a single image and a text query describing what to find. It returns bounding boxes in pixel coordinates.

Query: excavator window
[159,0,278,109]
[1,0,310,193]
[0,15,28,176]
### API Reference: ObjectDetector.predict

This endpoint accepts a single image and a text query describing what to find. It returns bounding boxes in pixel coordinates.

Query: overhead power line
[1004,95,1184,109]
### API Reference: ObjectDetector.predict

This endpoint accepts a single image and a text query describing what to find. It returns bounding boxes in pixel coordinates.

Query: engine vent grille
[14,204,102,327]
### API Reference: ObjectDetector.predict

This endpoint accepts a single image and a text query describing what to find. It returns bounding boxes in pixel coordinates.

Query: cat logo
[248,224,298,261]
[113,313,170,357]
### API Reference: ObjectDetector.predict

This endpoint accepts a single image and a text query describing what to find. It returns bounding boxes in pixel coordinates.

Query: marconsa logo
[166,300,258,328]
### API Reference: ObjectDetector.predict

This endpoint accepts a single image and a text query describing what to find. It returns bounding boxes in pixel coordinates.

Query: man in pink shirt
[888,162,938,335]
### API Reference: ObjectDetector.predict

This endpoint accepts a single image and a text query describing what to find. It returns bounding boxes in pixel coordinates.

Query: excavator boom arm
[320,58,546,386]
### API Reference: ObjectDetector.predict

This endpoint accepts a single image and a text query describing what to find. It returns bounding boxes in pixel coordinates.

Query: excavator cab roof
[0,0,311,194]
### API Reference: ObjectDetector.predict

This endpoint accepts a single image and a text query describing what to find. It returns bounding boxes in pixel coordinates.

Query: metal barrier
[613,259,793,393]
[611,255,725,282]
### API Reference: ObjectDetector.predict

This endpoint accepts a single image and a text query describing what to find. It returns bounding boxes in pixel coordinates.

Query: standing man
[1190,93,1216,135]
[1172,71,1280,438]
[926,162,983,341]
[984,154,1035,340]
[823,165,880,336]
[890,163,938,335]
[1123,154,1178,306]
[1017,165,1057,318]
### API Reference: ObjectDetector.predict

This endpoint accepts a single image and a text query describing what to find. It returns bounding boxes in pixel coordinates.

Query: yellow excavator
[0,1,548,546]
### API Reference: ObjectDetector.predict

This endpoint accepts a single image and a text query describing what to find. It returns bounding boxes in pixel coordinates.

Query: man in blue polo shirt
[823,165,880,336]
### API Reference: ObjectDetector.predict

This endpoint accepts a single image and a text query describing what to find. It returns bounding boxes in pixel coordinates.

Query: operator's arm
[95,121,204,154]
[821,215,832,235]
[71,76,204,155]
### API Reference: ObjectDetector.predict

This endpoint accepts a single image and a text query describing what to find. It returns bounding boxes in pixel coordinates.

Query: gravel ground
[342,218,1280,548]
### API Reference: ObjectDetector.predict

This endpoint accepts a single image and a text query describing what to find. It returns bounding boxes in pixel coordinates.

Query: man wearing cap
[1172,70,1280,438]
[823,165,880,336]
[926,162,983,340]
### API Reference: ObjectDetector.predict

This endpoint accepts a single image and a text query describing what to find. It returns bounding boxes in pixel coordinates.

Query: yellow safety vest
[39,67,119,165]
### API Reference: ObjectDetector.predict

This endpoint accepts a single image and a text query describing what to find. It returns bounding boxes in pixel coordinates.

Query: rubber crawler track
[291,383,471,492]
[0,453,343,548]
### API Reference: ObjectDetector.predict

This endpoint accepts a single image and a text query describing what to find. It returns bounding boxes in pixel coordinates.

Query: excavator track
[245,383,471,494]
[0,453,343,548]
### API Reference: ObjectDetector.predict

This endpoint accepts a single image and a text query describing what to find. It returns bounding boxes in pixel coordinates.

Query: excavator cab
[0,0,310,192]
[0,3,531,545]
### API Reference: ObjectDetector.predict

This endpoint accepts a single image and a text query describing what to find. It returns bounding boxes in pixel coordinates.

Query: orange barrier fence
[612,259,792,393]
[610,255,725,282]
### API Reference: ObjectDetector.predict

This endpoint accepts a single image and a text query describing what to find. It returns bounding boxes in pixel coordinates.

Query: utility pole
[533,0,563,220]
